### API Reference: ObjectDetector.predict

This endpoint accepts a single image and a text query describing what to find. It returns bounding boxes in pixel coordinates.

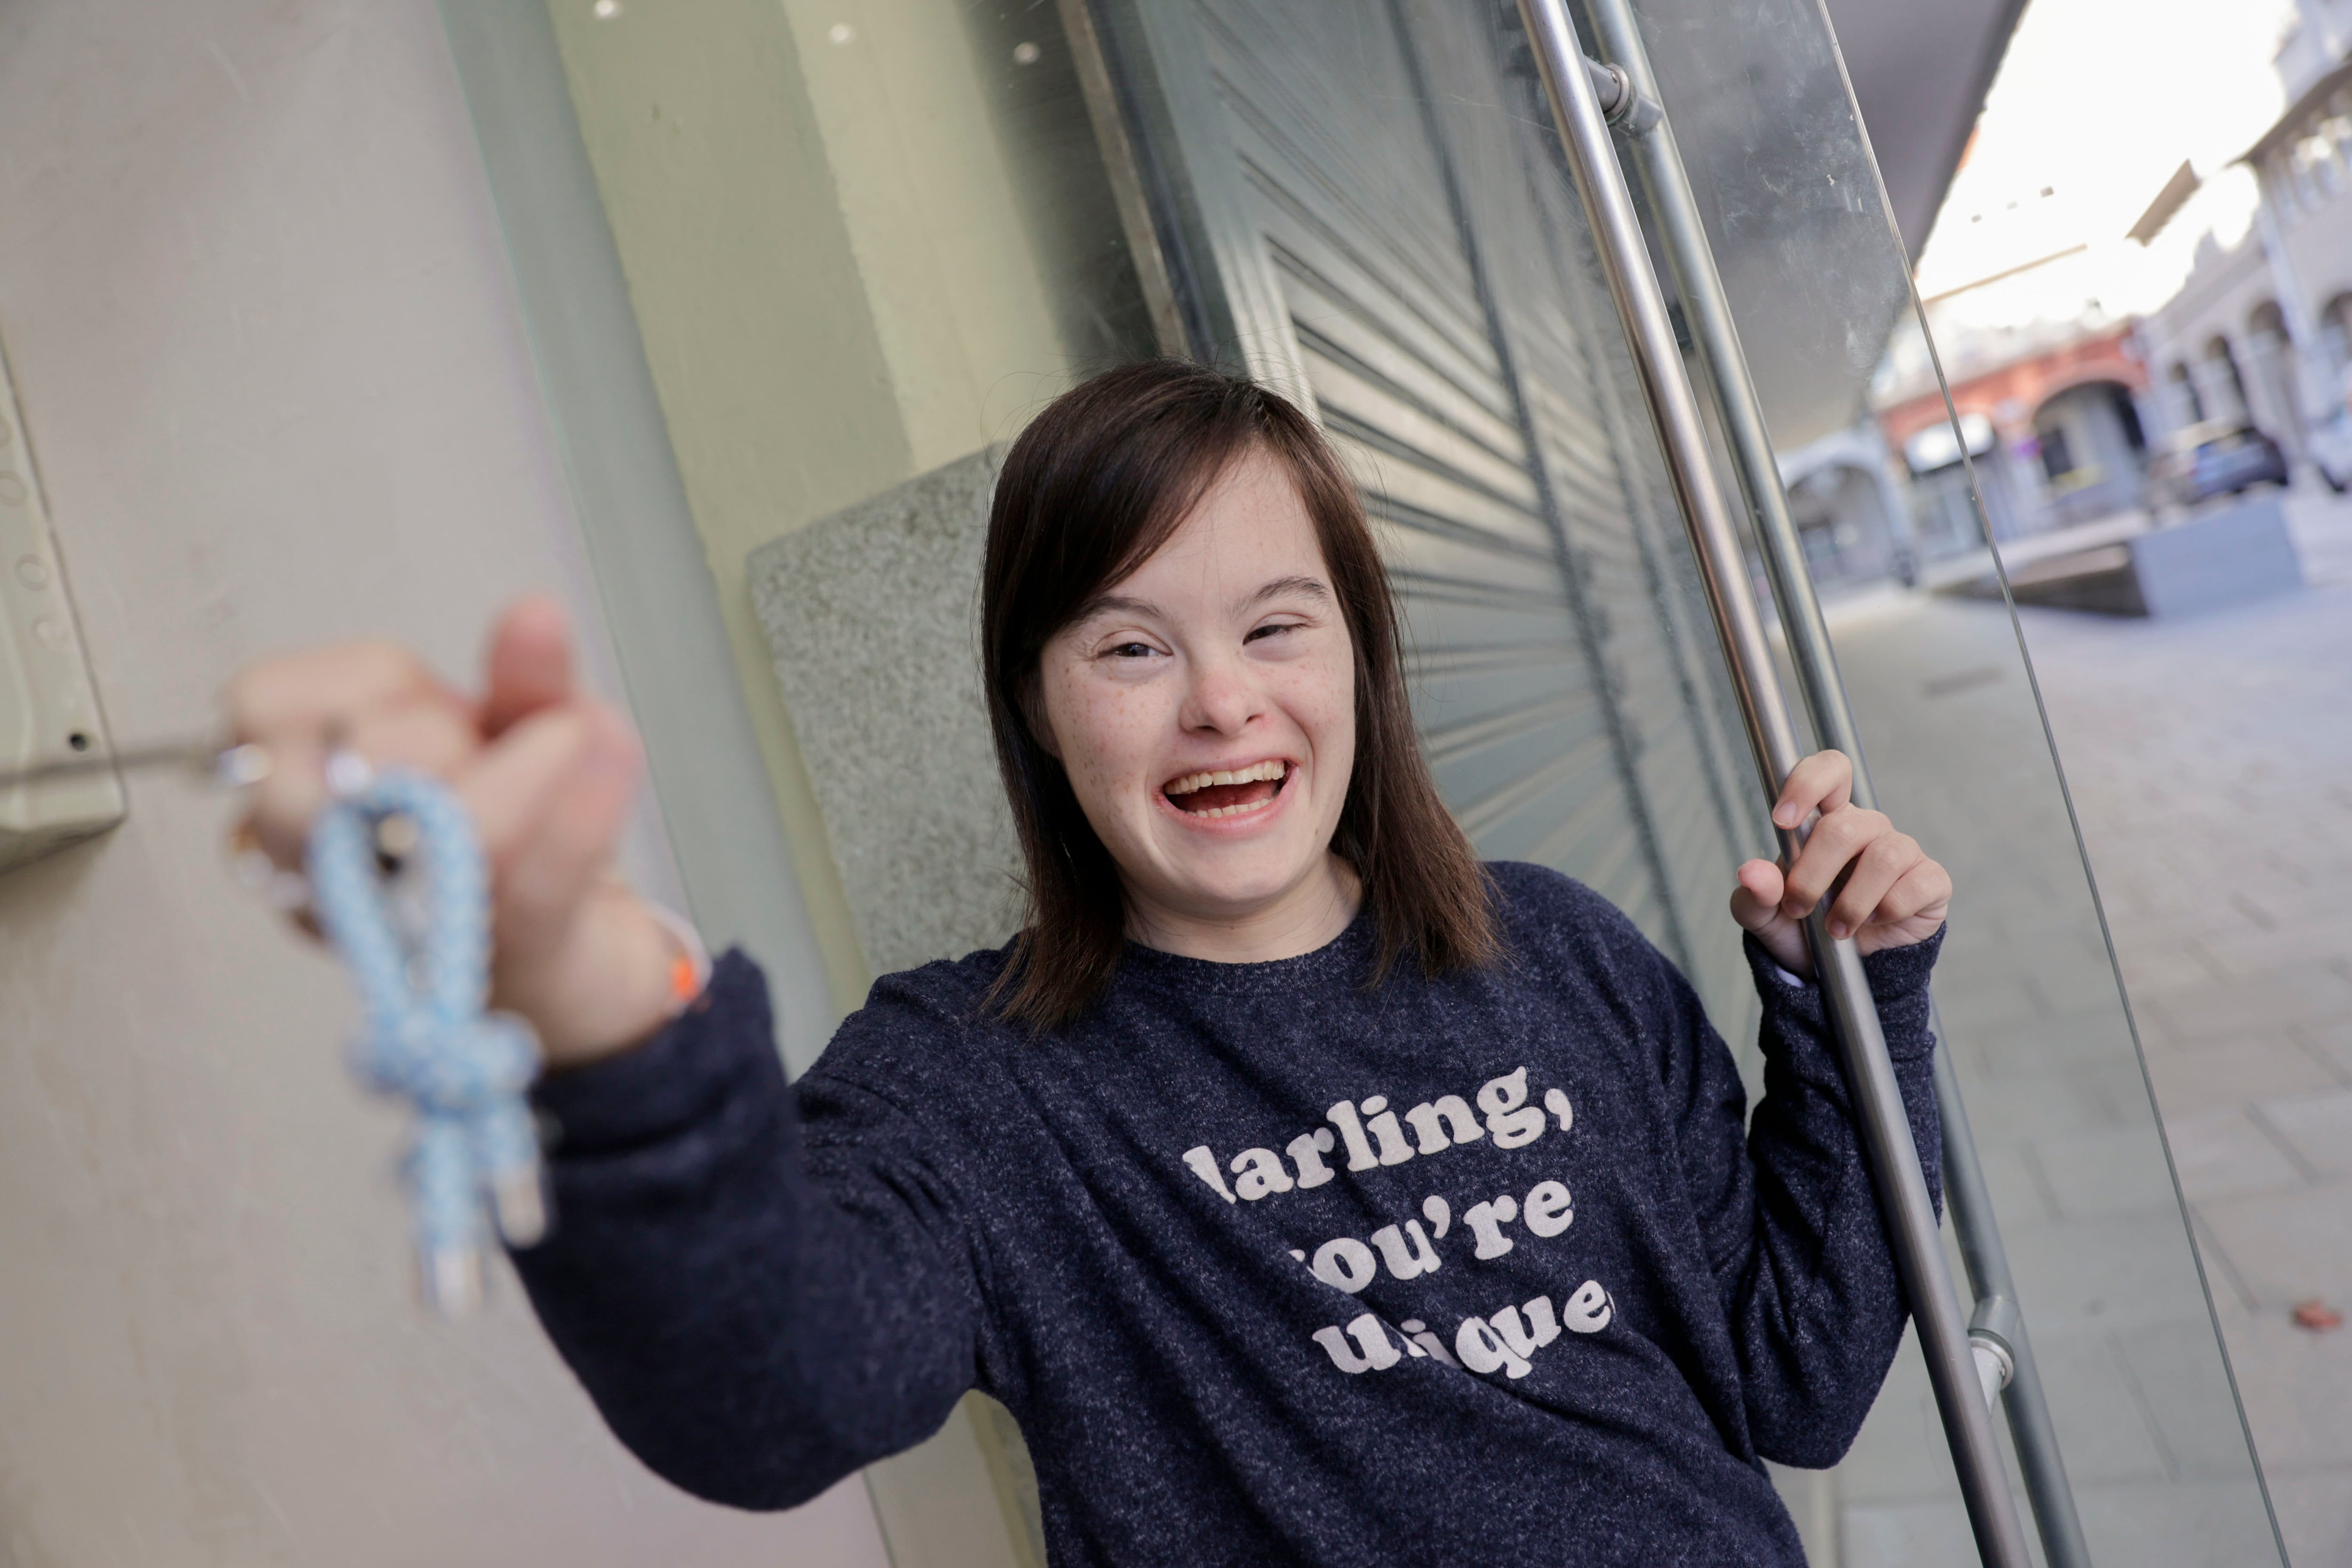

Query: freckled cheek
[1062,683,1168,806]
[1274,658,1355,767]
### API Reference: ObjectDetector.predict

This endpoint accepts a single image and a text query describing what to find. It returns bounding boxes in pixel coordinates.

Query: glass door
[1598,0,2284,1560]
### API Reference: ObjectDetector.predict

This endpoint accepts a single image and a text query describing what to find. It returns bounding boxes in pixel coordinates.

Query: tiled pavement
[1796,490,2352,1565]
[1991,490,2352,1567]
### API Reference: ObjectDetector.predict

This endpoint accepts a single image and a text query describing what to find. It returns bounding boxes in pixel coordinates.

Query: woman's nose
[1180,654,1263,735]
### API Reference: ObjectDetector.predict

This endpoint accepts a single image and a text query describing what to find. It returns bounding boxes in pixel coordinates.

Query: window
[2322,294,2352,374]
[2169,360,2206,424]
[2038,422,2076,481]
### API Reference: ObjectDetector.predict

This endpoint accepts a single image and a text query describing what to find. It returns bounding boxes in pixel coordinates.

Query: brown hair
[982,360,1497,1027]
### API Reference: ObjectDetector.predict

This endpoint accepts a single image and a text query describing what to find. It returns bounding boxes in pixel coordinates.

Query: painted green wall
[769,0,1076,469]
[544,0,1077,1022]
[540,5,1095,1565]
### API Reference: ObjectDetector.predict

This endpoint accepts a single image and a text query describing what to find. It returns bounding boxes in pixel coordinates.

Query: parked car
[2148,419,2290,507]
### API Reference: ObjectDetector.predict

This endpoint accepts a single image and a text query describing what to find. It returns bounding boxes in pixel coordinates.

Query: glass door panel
[1602,0,2285,1560]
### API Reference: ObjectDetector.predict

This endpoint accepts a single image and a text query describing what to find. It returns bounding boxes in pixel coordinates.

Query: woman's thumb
[1729,859,1784,933]
[481,595,575,737]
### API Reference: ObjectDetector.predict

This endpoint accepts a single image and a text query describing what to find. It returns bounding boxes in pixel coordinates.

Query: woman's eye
[1107,641,1157,659]
[1246,622,1300,644]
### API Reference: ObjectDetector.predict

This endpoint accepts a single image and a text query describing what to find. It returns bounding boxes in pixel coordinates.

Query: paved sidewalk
[1821,609,2263,1565]
[2002,489,2352,1566]
[1810,488,2352,1566]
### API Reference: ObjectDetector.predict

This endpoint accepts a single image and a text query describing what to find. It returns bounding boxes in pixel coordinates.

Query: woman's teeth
[1165,759,1287,796]
[1184,798,1274,819]
[1164,760,1289,818]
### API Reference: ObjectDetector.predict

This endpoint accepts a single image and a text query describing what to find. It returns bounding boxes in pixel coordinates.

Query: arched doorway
[2166,359,2206,428]
[2244,300,2304,458]
[2032,381,2149,522]
[1899,409,2026,545]
[2195,334,2251,426]
[2320,291,2352,377]
[1784,461,1906,588]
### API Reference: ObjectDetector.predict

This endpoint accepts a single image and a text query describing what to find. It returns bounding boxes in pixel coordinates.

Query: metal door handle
[1571,0,2091,1559]
[1510,3,2034,1563]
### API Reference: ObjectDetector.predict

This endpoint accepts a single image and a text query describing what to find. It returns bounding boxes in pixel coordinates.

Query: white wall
[2137,237,2279,436]
[0,2,887,1563]
[2279,191,2352,361]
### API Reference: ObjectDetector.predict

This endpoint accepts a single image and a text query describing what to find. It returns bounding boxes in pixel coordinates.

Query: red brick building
[1877,326,2149,453]
[1877,325,2153,537]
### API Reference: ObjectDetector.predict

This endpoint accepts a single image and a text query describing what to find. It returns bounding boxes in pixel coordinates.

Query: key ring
[306,751,548,1316]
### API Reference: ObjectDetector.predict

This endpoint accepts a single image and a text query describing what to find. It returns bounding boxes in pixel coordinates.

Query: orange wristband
[644,901,712,1013]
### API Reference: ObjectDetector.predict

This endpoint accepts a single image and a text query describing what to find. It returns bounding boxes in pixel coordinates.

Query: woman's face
[1033,448,1358,940]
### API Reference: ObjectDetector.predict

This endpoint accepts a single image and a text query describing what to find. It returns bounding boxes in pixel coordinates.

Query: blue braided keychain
[306,761,547,1316]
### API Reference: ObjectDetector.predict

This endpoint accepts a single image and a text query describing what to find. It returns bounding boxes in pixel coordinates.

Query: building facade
[2137,1,2352,458]
[1870,320,2152,550]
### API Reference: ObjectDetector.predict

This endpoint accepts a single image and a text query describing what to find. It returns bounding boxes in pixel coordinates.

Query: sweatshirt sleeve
[508,950,983,1509]
[1663,927,1945,1470]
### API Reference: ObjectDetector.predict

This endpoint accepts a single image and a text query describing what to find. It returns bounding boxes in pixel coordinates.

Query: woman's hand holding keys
[1727,749,1950,979]
[227,596,682,1068]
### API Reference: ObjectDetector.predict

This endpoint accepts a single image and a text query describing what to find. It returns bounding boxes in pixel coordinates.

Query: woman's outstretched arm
[228,602,981,1502]
[510,954,983,1509]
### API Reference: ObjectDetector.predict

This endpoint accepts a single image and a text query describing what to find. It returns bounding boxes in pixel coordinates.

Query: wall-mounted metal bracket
[0,337,123,874]
[1581,55,1662,133]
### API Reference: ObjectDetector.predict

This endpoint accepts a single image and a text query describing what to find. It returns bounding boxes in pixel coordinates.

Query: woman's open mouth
[1162,759,1291,820]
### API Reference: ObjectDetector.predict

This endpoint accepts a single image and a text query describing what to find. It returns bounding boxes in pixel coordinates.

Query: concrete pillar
[2254,195,2336,430]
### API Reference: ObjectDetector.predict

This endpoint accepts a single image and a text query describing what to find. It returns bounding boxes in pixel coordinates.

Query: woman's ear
[1018,670,1062,761]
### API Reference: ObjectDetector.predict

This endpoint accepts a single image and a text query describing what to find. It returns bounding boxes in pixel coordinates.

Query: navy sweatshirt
[513,861,1942,1566]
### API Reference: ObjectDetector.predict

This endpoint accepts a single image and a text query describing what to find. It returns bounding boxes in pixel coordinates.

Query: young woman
[232,361,1951,1565]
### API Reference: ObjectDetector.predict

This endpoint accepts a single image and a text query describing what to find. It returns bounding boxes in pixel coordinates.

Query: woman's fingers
[228,639,472,867]
[1873,858,1954,931]
[457,698,643,921]
[221,604,661,1064]
[237,689,479,868]
[1777,805,1950,942]
[1771,749,1852,831]
[1730,857,1811,975]
[490,705,644,961]
[1825,829,1921,939]
[1779,804,1890,918]
[229,639,456,743]
[457,705,602,866]
[229,597,582,868]
[1733,753,1950,967]
[480,595,577,738]
[468,701,669,1065]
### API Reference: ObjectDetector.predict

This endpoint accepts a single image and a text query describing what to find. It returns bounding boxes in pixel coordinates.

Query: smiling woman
[226,357,1958,1568]
[981,360,1497,1025]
